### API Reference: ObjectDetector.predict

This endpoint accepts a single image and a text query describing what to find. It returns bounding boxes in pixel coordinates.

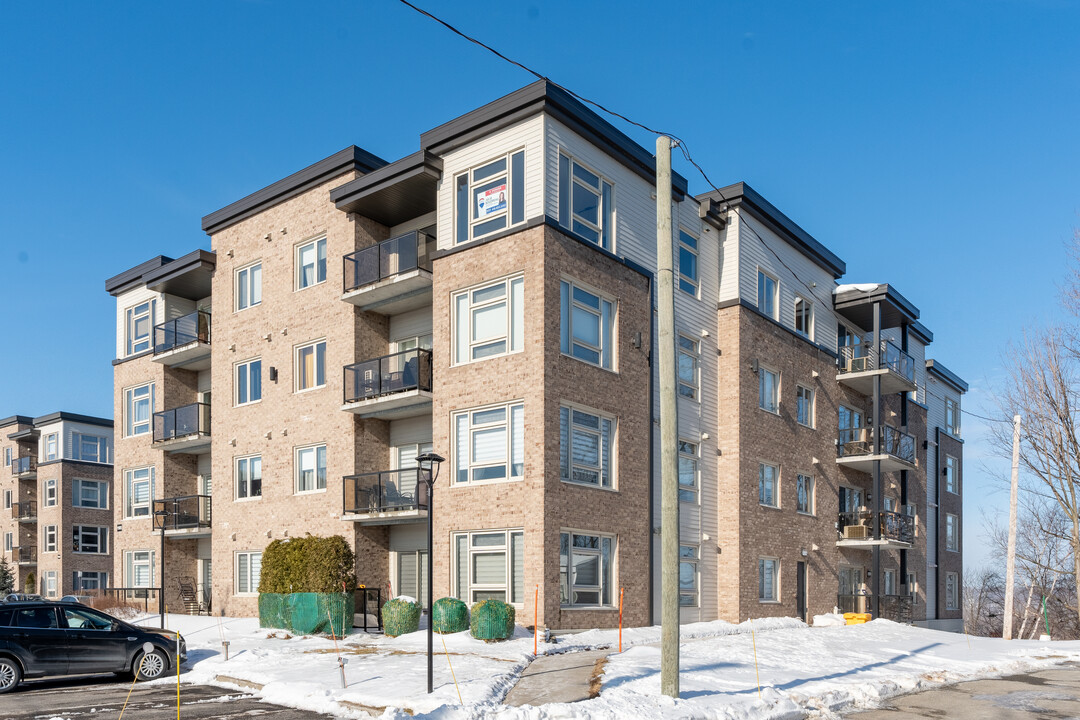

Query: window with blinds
[451,530,524,605]
[452,275,524,365]
[453,402,524,485]
[559,406,614,488]
[559,532,614,607]
[125,550,154,588]
[397,550,428,607]
[759,557,779,602]
[236,551,263,594]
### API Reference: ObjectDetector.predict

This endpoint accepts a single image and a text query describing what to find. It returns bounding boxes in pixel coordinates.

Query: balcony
[879,594,914,623]
[342,468,428,524]
[153,311,211,370]
[11,456,36,478]
[837,509,914,548]
[152,403,211,454]
[341,231,433,315]
[153,495,212,538]
[15,546,36,565]
[836,424,917,473]
[11,501,36,523]
[837,339,917,396]
[342,348,433,419]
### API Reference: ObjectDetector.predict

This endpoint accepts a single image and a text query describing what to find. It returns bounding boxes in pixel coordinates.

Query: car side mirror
[112,620,122,632]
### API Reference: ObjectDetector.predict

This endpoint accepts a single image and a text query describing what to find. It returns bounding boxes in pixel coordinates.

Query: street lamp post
[154,507,169,626]
[416,452,444,695]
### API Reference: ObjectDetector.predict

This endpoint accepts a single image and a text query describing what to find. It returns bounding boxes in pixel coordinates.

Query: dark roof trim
[7,428,38,440]
[420,80,689,199]
[32,411,113,428]
[909,320,934,346]
[330,150,442,211]
[105,255,174,296]
[143,249,216,289]
[201,146,389,235]
[926,359,968,393]
[834,283,921,324]
[697,182,846,278]
[0,415,33,430]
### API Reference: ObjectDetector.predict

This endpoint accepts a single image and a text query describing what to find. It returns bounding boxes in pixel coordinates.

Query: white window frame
[907,571,918,602]
[455,149,526,245]
[945,571,959,610]
[236,454,263,500]
[794,296,814,339]
[559,404,615,489]
[43,433,58,461]
[44,525,57,553]
[235,551,262,596]
[759,366,779,414]
[451,275,524,365]
[759,462,779,508]
[294,339,327,392]
[757,269,778,320]
[2,490,9,509]
[453,401,524,486]
[559,154,615,250]
[945,397,961,437]
[560,279,615,370]
[560,530,616,608]
[44,571,58,598]
[759,556,779,602]
[678,440,699,504]
[946,513,959,552]
[73,433,109,463]
[679,545,699,607]
[125,550,155,588]
[73,571,107,592]
[125,299,156,356]
[73,525,108,555]
[124,382,154,437]
[235,261,262,311]
[294,444,327,494]
[43,478,57,507]
[3,532,12,552]
[677,334,699,401]
[295,236,327,290]
[945,455,958,494]
[796,384,815,428]
[235,357,263,406]
[73,479,108,509]
[796,473,814,515]
[678,229,699,296]
[396,549,429,608]
[3,447,10,467]
[124,466,154,519]
[451,529,525,606]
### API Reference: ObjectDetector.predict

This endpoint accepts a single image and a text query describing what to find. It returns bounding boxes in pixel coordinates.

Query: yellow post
[749,619,762,700]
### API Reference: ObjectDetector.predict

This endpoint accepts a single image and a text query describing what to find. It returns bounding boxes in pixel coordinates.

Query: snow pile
[834,283,881,294]
[813,613,847,628]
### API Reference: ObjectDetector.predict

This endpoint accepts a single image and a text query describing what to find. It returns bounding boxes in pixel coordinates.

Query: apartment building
[1,413,114,598]
[105,80,966,630]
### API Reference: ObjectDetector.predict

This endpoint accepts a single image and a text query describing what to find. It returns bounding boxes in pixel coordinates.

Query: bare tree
[963,567,1003,636]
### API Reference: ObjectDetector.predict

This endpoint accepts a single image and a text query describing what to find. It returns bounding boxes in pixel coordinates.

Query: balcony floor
[153,341,211,370]
[12,471,36,480]
[836,537,913,550]
[153,434,212,455]
[836,453,917,474]
[836,369,917,397]
[341,390,433,420]
[341,270,433,315]
[341,509,427,525]
[164,526,212,539]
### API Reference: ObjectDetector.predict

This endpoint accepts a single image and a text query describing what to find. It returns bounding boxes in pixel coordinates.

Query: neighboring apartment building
[105,80,966,630]
[0,413,114,598]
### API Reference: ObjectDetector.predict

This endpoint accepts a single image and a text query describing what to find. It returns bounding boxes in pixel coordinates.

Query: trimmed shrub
[258,534,356,594]
[470,599,515,641]
[432,597,469,634]
[383,597,422,637]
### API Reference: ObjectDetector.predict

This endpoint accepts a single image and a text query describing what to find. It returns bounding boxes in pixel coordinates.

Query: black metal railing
[153,495,212,531]
[344,348,433,404]
[837,424,916,465]
[153,403,211,444]
[154,311,211,355]
[343,468,428,515]
[343,231,433,293]
[12,501,36,521]
[91,587,162,614]
[16,546,36,564]
[11,456,36,475]
[838,510,915,544]
[354,587,384,632]
[879,594,914,623]
[838,339,915,382]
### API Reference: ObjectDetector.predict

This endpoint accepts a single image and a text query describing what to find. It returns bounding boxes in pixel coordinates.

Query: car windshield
[64,607,114,631]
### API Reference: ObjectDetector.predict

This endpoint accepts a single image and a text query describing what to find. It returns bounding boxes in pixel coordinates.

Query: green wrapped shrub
[432,597,469,634]
[382,597,422,637]
[470,598,515,641]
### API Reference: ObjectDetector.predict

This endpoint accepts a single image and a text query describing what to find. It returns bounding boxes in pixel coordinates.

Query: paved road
[846,662,1080,719]
[0,674,332,719]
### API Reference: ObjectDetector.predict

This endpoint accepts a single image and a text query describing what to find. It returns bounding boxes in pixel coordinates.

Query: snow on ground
[129,613,1080,719]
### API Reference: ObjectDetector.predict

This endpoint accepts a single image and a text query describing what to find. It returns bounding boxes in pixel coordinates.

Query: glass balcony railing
[153,403,211,444]
[343,349,433,404]
[153,495,212,531]
[838,339,915,383]
[343,231,432,293]
[11,456,36,475]
[343,468,429,515]
[154,311,211,355]
[837,424,916,465]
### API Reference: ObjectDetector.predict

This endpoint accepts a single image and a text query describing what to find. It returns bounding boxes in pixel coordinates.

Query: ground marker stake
[619,588,624,653]
[441,633,463,705]
[749,619,762,700]
[534,584,539,656]
[327,606,347,689]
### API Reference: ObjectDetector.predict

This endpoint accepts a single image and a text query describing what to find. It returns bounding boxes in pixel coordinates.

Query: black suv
[0,601,186,693]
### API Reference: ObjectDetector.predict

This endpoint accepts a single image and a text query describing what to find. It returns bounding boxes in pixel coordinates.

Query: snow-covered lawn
[131,612,1080,719]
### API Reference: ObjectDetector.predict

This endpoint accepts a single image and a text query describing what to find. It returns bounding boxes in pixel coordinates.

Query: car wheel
[134,649,168,681]
[0,657,22,694]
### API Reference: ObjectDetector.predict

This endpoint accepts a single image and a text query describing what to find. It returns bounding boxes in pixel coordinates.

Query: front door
[796,561,807,621]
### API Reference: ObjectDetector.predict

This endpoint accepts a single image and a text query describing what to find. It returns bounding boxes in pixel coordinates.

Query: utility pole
[1003,414,1021,639]
[656,135,679,698]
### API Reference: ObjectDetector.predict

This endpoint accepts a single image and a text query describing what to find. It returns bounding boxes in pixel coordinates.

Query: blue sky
[2,1,1077,569]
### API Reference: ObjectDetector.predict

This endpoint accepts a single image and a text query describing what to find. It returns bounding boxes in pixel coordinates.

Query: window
[945,455,958,494]
[796,385,815,428]
[794,296,813,339]
[454,402,524,485]
[679,545,699,607]
[4,532,12,552]
[235,358,262,406]
[560,531,614,607]
[759,463,779,507]
[73,526,107,554]
[677,335,699,400]
[124,467,154,518]
[757,270,778,320]
[236,262,262,311]
[907,571,918,601]
[235,551,263,595]
[452,276,524,364]
[883,569,897,596]
[44,433,58,461]
[559,406,614,488]
[839,485,863,513]
[2,490,9,509]
[44,571,57,598]
[945,572,959,610]
[945,398,961,437]
[678,441,698,503]
[796,474,814,515]
[63,606,114,630]
[678,230,698,296]
[44,525,57,553]
[396,442,434,470]
[452,529,524,604]
[73,479,107,509]
[72,571,107,592]
[3,447,10,466]
[759,557,779,602]
[558,155,614,249]
[839,405,863,449]
[125,550,154,587]
[946,513,959,551]
[295,340,326,391]
[236,455,263,499]
[397,550,429,608]
[455,150,525,244]
[73,433,109,463]
[125,299,155,355]
[295,445,327,493]
[43,479,57,507]
[296,237,327,289]
[758,367,779,414]
[560,280,615,370]
[125,383,154,437]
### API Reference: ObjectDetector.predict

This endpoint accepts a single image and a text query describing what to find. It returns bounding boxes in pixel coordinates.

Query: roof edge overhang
[105,255,174,296]
[331,150,443,225]
[833,283,921,328]
[0,415,34,430]
[32,411,114,428]
[144,249,217,300]
[926,359,969,394]
[910,320,934,346]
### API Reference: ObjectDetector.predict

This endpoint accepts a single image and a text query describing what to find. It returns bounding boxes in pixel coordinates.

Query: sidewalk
[504,649,611,706]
